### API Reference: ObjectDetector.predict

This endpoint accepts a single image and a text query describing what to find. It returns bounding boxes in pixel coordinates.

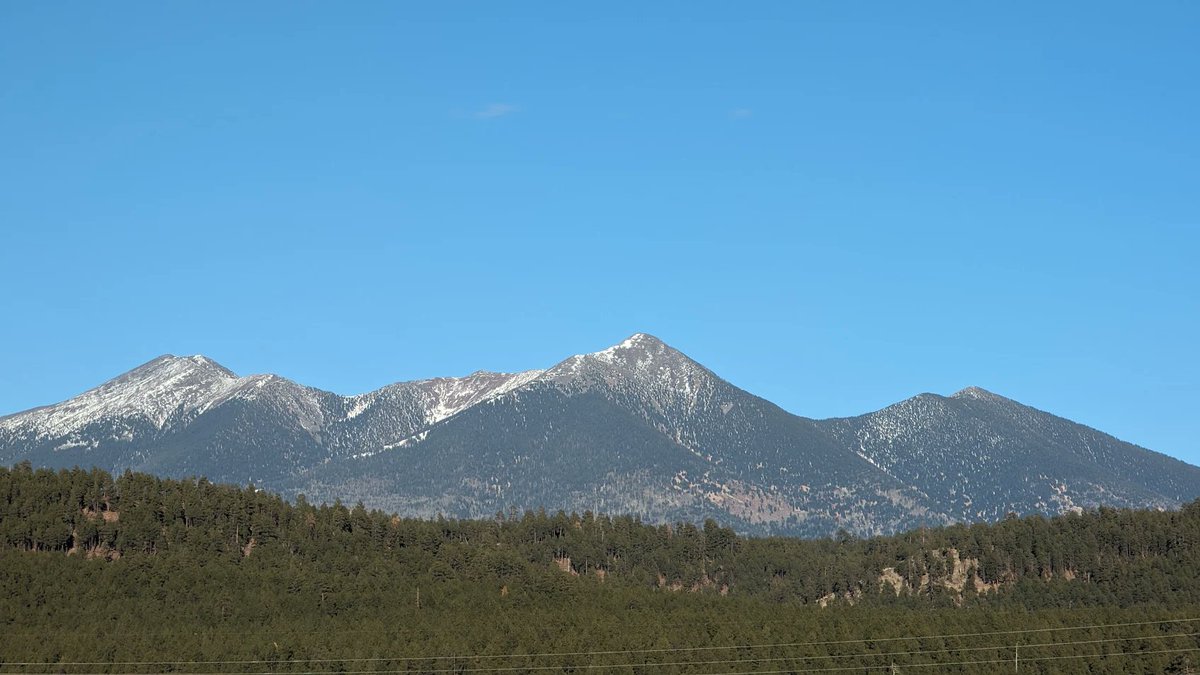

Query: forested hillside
[2,462,1199,673]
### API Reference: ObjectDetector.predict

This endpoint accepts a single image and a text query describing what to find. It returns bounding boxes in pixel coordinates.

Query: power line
[3,645,1198,675]
[0,626,1195,672]
[687,645,1200,674]
[1,605,1182,639]
[2,618,1196,667]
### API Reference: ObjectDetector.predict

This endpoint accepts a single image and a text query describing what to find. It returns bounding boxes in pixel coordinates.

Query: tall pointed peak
[592,332,670,357]
[541,333,709,386]
[625,332,665,346]
[119,353,237,383]
[579,333,699,370]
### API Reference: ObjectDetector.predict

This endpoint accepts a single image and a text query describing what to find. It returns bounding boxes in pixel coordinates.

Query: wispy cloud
[730,108,753,119]
[473,103,520,119]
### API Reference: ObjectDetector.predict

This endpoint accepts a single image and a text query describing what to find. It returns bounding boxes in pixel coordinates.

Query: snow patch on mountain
[542,333,715,403]
[0,355,242,438]
[952,386,1007,402]
[1,352,551,450]
[4,334,1197,538]
[416,369,545,425]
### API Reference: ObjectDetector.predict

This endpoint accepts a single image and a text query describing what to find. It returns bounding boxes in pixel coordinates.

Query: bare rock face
[3,334,1198,537]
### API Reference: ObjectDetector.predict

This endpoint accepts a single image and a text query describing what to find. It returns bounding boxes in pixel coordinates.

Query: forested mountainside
[2,464,1200,673]
[4,334,1199,537]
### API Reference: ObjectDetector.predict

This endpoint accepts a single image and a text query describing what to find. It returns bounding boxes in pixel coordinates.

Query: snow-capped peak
[538,332,717,406]
[544,333,688,377]
[587,332,671,363]
[595,332,662,353]
[952,386,1007,402]
[0,334,711,449]
[0,354,242,438]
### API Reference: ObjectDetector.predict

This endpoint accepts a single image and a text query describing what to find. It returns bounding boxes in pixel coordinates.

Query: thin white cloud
[473,103,519,119]
[731,108,753,119]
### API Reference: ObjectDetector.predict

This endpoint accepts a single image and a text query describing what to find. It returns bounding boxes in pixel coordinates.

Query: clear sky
[1,3,1197,465]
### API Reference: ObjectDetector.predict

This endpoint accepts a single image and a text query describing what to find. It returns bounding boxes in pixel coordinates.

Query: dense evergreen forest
[2,462,1199,673]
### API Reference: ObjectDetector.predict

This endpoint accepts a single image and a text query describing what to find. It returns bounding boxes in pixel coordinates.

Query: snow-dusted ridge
[0,333,902,443]
[2,333,1199,538]
[1,355,556,444]
[0,355,242,439]
[0,333,700,443]
[346,368,547,429]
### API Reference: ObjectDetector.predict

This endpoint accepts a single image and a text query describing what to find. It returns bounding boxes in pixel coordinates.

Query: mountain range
[2,333,1197,536]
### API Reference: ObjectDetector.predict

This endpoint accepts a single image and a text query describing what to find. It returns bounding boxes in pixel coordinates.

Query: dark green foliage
[2,463,1199,673]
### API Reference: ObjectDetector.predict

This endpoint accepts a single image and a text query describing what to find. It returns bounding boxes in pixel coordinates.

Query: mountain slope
[2,334,1198,536]
[301,335,936,535]
[818,386,1200,522]
[324,369,544,460]
[0,356,538,487]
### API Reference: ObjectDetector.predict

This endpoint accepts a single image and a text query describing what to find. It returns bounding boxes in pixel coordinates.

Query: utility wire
[3,616,1196,665]
[686,645,1200,675]
[3,645,1199,675]
[1,605,1179,639]
[0,626,1195,672]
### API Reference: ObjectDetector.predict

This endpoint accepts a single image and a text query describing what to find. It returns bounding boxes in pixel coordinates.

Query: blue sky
[1,3,1197,464]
